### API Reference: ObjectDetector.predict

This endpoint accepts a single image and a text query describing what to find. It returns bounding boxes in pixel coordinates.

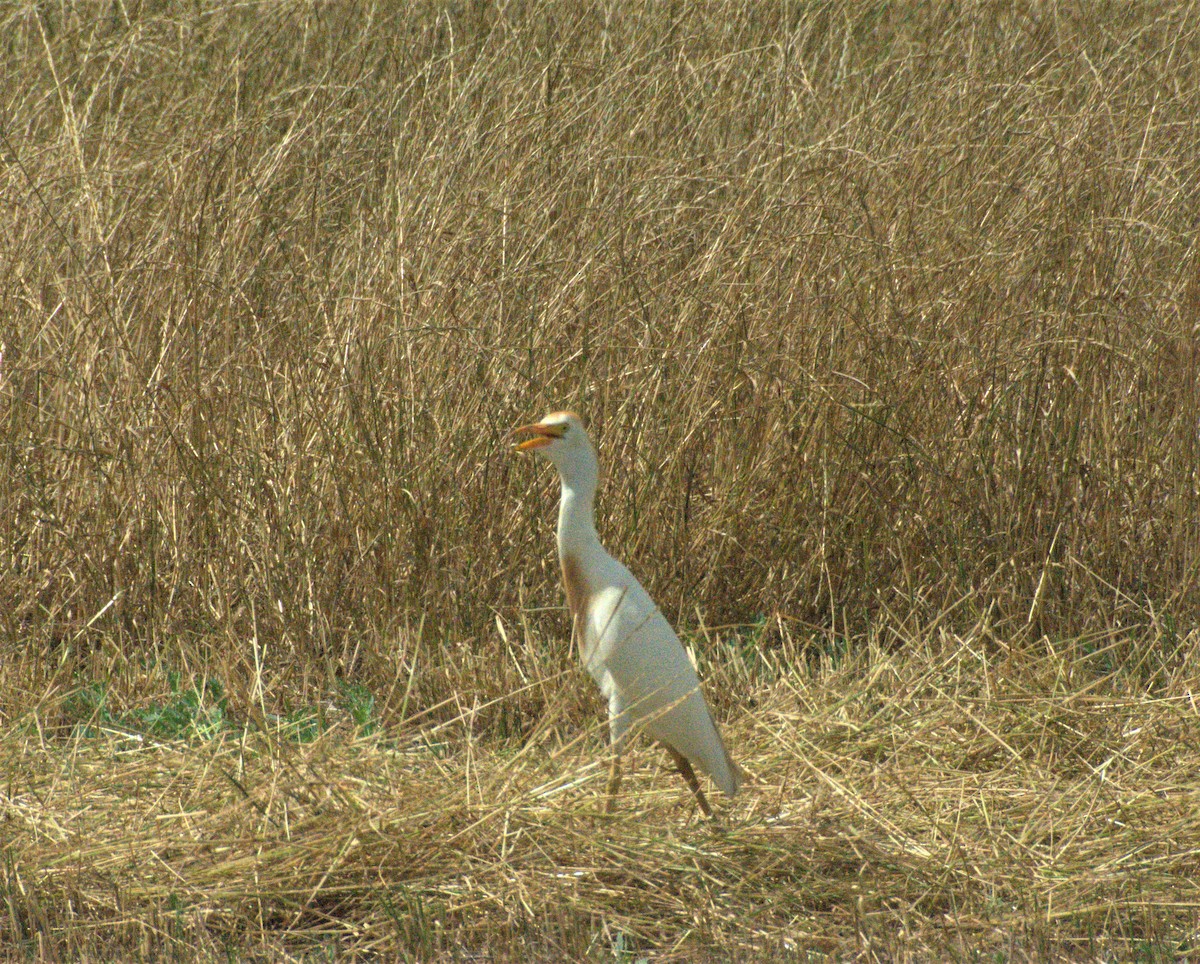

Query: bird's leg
[604,753,622,814]
[664,745,713,818]
[605,688,630,815]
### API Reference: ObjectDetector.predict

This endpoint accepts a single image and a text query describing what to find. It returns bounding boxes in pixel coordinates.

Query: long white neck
[555,457,604,565]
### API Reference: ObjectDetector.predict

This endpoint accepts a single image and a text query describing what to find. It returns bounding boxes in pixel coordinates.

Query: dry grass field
[3,0,1200,959]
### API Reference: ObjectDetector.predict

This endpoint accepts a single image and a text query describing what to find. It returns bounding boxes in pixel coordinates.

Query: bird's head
[512,411,596,481]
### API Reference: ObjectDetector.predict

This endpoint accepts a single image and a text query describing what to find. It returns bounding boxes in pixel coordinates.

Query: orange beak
[512,422,561,452]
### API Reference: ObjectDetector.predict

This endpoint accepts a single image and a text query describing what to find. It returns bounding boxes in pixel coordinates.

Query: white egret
[513,411,739,816]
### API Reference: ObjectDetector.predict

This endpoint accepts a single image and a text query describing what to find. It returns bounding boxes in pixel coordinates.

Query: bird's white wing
[582,565,738,796]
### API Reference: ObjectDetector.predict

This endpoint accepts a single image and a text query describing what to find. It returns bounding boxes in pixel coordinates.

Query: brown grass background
[3,1,1200,959]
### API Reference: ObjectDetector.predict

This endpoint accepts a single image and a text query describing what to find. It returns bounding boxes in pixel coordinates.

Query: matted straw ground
[7,621,1200,959]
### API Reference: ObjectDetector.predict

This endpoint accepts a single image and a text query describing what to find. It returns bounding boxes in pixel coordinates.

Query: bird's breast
[560,553,588,621]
